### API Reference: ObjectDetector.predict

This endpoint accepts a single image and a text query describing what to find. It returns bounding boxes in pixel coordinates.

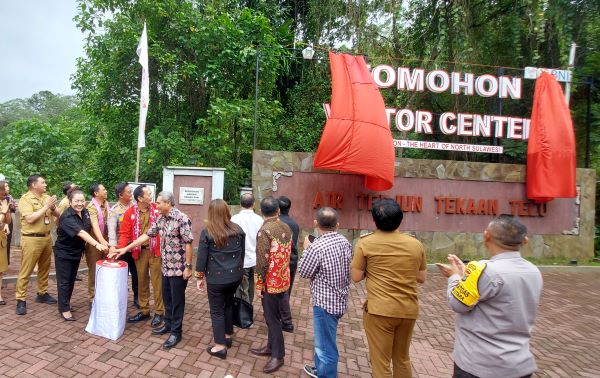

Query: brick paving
[0,252,599,377]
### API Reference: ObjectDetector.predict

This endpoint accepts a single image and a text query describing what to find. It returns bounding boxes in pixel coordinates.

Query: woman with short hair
[55,188,108,321]
[196,199,245,359]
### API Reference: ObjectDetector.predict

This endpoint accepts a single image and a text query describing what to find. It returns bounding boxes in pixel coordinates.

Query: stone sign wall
[253,150,596,259]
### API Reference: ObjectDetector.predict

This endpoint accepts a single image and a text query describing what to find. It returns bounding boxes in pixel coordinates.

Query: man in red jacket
[118,185,164,327]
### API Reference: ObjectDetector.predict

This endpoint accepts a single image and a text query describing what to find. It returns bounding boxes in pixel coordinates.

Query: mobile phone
[308,235,316,243]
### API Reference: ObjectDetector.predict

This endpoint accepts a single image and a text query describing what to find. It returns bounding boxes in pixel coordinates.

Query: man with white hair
[112,191,194,350]
[437,214,543,378]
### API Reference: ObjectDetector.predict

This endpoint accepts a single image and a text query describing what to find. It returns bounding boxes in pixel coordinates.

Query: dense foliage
[0,0,598,213]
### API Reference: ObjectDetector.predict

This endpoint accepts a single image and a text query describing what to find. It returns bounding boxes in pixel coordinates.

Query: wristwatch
[184,263,192,269]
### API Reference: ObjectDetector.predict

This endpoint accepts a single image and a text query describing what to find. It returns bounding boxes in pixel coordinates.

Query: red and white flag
[136,22,149,148]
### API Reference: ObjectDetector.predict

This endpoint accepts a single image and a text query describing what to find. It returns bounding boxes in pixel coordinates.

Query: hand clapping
[435,254,467,278]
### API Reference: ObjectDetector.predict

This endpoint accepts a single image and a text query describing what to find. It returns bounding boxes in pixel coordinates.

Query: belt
[22,233,50,238]
[141,245,150,250]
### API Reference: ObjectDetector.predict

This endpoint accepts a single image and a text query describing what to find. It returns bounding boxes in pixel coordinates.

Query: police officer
[436,215,543,378]
[16,174,60,315]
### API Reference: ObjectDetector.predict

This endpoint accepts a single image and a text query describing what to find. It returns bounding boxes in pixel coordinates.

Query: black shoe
[16,300,26,315]
[263,357,284,374]
[35,293,57,304]
[127,312,150,323]
[132,298,140,309]
[250,345,272,356]
[282,324,294,333]
[304,364,318,378]
[151,314,164,328]
[163,334,181,350]
[206,345,227,359]
[152,325,170,335]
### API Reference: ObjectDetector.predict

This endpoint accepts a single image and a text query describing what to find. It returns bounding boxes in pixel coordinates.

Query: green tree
[0,91,77,127]
[73,0,292,200]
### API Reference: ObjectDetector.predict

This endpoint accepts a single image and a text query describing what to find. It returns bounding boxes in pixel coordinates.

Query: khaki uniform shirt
[19,192,54,235]
[107,201,131,247]
[86,200,109,240]
[57,196,70,216]
[352,230,426,319]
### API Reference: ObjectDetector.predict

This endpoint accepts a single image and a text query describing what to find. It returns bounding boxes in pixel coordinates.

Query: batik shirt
[255,218,292,294]
[147,207,194,277]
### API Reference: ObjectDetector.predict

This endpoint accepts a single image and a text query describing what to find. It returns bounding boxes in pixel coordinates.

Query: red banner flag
[526,72,576,202]
[314,52,395,191]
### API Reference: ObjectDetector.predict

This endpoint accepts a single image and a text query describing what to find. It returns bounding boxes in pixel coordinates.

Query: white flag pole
[564,42,577,106]
[135,22,149,182]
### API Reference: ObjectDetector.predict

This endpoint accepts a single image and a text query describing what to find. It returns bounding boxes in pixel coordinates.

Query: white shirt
[231,209,264,268]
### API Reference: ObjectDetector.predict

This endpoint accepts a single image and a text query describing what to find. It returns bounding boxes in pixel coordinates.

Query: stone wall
[252,150,596,260]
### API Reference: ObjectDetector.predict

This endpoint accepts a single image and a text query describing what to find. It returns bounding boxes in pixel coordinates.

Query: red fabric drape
[313,52,394,191]
[526,72,576,202]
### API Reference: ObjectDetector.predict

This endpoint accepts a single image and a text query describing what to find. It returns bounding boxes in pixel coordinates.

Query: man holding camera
[299,207,352,378]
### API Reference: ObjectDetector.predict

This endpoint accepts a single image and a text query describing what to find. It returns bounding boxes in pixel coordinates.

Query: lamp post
[253,48,261,150]
[252,45,315,152]
[302,45,315,60]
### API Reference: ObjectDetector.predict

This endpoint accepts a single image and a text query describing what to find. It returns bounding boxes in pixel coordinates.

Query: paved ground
[0,257,599,377]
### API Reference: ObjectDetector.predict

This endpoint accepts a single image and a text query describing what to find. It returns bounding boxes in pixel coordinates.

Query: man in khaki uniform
[85,183,109,304]
[16,174,60,315]
[352,198,427,378]
[57,181,75,216]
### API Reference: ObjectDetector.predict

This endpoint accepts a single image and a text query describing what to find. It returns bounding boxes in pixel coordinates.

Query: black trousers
[162,275,188,336]
[279,253,297,327]
[55,256,80,312]
[7,222,13,264]
[262,291,286,359]
[207,280,241,345]
[288,252,298,293]
[453,364,532,378]
[119,252,139,300]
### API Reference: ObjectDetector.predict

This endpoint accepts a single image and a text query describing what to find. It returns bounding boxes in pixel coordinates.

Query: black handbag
[232,297,253,329]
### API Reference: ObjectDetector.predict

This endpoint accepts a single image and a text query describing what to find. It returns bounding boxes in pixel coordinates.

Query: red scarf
[132,203,159,259]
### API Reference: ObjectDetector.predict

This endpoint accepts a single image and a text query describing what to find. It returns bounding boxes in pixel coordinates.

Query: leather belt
[22,233,50,237]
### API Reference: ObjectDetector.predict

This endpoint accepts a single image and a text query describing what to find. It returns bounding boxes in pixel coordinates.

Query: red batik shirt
[255,218,292,294]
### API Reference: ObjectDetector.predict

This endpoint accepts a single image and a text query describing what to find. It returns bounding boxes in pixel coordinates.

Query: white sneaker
[303,364,317,378]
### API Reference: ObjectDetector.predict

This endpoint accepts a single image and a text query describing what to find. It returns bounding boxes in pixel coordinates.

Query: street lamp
[302,45,315,60]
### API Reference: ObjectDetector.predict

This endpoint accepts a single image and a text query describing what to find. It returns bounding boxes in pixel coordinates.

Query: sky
[0,1,84,102]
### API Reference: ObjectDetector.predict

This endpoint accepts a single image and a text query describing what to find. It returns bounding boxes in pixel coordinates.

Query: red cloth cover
[314,52,395,191]
[526,72,576,202]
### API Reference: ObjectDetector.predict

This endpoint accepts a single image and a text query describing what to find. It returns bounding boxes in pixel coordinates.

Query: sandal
[0,300,6,305]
